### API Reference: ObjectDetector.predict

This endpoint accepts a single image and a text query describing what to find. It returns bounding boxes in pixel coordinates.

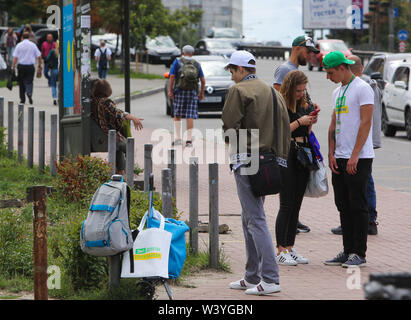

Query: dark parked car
[138,35,181,67]
[194,39,236,58]
[34,28,59,50]
[164,55,234,116]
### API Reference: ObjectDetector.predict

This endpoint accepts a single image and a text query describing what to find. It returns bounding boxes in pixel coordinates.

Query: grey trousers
[234,171,280,285]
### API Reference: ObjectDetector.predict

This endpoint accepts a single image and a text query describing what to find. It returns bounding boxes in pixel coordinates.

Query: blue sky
[243,0,306,46]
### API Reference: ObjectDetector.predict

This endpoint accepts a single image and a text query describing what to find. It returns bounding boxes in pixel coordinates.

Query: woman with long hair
[275,70,320,266]
[46,40,59,105]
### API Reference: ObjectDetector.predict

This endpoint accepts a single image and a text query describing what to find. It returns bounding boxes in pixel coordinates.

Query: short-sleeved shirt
[288,104,314,139]
[169,57,204,79]
[13,39,41,65]
[273,61,298,86]
[332,76,375,159]
[41,41,56,59]
[94,47,112,68]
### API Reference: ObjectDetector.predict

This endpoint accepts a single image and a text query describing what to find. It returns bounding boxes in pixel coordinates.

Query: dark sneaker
[324,251,349,266]
[297,221,310,233]
[368,221,378,235]
[331,225,342,235]
[27,94,33,105]
[342,254,367,268]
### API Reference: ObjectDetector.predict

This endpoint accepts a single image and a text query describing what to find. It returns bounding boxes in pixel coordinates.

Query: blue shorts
[173,89,198,119]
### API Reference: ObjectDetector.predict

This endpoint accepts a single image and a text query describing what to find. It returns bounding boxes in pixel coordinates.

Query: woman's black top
[288,103,314,139]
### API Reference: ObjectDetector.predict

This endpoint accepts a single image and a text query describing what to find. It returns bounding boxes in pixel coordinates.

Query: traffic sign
[398,29,409,41]
[399,41,407,53]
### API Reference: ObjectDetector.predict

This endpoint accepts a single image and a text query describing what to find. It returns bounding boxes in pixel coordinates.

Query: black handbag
[248,88,283,197]
[294,139,318,171]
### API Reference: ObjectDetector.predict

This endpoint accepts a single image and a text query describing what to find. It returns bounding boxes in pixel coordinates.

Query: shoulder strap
[271,87,279,155]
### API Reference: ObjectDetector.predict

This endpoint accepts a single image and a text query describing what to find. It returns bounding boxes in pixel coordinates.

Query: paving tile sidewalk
[132,128,411,301]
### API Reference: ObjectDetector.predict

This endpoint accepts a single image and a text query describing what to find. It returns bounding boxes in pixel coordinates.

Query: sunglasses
[298,36,315,48]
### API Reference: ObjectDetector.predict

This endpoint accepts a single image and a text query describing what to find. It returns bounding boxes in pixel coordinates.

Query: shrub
[55,155,112,204]
[0,209,34,278]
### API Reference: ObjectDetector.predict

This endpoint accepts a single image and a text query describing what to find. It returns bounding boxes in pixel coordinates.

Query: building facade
[162,0,243,37]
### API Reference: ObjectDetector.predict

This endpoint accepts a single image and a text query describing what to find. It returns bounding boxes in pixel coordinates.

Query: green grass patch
[0,127,230,299]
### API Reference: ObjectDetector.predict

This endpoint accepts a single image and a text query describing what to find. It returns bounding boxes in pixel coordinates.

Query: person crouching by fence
[91,79,144,175]
[222,50,291,296]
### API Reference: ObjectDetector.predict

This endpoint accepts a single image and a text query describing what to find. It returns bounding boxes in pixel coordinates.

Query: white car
[382,61,411,140]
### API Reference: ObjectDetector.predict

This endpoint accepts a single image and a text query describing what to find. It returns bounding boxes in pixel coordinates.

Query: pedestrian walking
[4,27,17,66]
[275,70,319,266]
[222,50,291,295]
[331,55,381,236]
[41,33,56,86]
[11,31,42,105]
[273,34,320,234]
[94,39,112,79]
[168,45,205,147]
[91,79,143,175]
[322,51,374,268]
[23,24,37,44]
[45,40,59,105]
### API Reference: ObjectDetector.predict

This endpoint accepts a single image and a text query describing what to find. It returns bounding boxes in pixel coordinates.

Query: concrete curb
[113,86,164,104]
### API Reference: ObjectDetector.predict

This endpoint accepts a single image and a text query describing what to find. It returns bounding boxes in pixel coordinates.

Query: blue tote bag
[147,209,190,279]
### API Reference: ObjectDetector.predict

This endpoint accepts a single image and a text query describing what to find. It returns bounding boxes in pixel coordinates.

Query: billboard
[303,0,369,30]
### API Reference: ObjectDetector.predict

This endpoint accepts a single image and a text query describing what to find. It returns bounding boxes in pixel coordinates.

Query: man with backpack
[168,45,205,147]
[94,39,112,79]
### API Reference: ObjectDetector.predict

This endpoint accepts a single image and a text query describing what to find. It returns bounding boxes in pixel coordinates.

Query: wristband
[296,119,301,127]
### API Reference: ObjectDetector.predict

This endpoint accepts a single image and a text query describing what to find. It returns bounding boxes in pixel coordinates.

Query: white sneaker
[245,281,281,295]
[276,250,298,266]
[229,278,256,290]
[289,248,309,264]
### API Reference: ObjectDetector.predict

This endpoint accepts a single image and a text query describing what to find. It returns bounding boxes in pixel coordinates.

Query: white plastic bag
[121,210,172,279]
[305,160,328,198]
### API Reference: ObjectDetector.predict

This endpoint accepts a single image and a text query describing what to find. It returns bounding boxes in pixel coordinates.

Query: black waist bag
[248,88,283,197]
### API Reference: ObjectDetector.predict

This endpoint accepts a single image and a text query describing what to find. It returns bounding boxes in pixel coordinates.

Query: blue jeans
[50,69,59,99]
[98,68,108,79]
[367,172,377,222]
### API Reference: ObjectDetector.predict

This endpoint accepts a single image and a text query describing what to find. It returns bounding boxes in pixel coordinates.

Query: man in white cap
[222,50,291,295]
[168,45,205,147]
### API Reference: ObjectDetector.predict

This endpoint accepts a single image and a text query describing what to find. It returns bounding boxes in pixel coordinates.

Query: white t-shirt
[13,39,41,65]
[94,47,112,69]
[332,76,375,159]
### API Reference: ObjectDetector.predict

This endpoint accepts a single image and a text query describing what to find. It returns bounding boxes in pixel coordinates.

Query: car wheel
[318,65,323,72]
[382,105,397,137]
[308,61,313,71]
[405,108,411,141]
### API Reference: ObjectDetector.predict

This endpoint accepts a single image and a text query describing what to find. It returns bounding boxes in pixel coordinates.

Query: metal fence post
[17,104,24,163]
[209,163,219,269]
[39,111,45,173]
[126,137,134,187]
[144,144,153,192]
[0,96,4,127]
[189,157,199,255]
[27,107,34,169]
[7,101,13,158]
[108,130,116,175]
[50,114,58,177]
[168,149,176,207]
[28,185,48,300]
[162,168,173,218]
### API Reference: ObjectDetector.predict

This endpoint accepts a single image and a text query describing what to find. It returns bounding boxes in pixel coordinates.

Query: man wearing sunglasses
[273,35,320,234]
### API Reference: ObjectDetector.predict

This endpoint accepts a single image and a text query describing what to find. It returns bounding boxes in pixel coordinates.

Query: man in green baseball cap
[323,49,375,268]
[323,50,356,85]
